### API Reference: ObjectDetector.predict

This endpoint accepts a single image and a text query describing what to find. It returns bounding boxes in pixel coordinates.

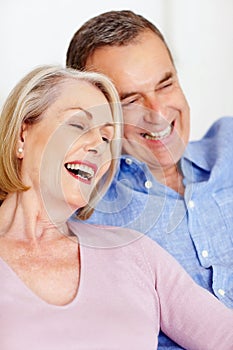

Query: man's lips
[140,121,174,141]
[64,161,97,184]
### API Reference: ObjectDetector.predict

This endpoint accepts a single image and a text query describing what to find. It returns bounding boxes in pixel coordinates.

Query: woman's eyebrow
[102,122,114,128]
[65,109,114,128]
[67,107,93,120]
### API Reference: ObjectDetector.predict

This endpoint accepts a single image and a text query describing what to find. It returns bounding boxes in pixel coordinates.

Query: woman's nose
[83,129,107,155]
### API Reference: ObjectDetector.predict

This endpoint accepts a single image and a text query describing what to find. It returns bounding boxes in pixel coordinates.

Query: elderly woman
[0,66,232,350]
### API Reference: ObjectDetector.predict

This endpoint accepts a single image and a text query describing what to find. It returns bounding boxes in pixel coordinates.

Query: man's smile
[140,121,174,141]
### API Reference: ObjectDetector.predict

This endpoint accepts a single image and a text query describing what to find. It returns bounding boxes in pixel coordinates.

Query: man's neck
[150,164,185,195]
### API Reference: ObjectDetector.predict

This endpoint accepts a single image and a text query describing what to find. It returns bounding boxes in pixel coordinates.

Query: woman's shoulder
[68,220,144,249]
[68,220,172,266]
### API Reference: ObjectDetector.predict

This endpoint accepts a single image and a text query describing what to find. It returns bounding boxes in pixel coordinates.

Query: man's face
[86,30,190,177]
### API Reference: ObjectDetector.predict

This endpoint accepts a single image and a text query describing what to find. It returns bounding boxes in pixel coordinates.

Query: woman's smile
[64,160,97,184]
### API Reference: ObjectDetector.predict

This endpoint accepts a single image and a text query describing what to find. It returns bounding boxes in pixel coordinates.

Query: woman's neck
[0,190,72,242]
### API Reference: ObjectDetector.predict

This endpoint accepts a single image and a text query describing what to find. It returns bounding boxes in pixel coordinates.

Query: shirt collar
[182,141,212,172]
[119,141,211,186]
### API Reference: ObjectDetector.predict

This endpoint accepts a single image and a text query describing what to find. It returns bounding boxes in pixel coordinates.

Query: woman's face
[20,80,114,216]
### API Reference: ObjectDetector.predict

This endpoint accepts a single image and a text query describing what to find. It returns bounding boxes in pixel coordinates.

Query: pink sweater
[0,222,232,350]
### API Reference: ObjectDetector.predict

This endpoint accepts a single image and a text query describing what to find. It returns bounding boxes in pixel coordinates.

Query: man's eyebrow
[159,71,174,84]
[119,71,174,101]
[120,91,137,101]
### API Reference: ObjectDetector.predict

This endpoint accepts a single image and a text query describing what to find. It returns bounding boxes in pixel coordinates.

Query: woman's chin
[64,195,89,212]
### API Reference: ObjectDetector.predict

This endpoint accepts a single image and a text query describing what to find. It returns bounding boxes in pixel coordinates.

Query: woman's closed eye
[66,109,91,131]
[69,123,85,130]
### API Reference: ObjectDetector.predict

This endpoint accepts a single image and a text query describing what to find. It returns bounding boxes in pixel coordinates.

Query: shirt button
[188,200,195,209]
[218,289,225,297]
[145,180,152,189]
[202,250,209,258]
[125,158,132,165]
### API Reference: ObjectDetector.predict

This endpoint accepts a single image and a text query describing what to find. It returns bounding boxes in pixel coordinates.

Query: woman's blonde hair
[0,65,122,219]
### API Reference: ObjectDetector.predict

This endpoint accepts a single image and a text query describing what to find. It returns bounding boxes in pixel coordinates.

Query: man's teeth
[143,124,172,140]
[66,163,95,180]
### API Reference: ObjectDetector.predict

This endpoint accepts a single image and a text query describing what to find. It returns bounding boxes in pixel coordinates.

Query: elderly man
[66,10,233,350]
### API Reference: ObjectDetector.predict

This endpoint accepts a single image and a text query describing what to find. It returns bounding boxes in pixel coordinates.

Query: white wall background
[0,0,233,140]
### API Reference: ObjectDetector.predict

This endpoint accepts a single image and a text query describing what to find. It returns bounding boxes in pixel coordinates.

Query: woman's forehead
[40,79,111,122]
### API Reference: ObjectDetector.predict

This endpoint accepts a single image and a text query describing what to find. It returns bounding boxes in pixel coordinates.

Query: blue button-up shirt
[76,117,233,349]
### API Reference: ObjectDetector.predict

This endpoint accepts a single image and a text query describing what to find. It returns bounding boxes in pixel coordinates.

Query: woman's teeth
[142,124,172,140]
[65,163,95,180]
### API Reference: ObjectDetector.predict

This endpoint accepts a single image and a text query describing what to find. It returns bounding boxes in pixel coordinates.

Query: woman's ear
[16,123,27,159]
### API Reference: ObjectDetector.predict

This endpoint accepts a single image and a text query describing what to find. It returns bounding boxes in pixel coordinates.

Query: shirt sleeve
[140,235,233,350]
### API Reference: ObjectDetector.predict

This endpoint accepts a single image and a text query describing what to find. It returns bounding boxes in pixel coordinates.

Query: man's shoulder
[203,116,233,138]
[192,117,233,144]
[184,116,233,173]
[188,117,233,152]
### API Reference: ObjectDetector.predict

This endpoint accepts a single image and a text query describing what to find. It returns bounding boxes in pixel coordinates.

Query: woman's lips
[64,161,97,184]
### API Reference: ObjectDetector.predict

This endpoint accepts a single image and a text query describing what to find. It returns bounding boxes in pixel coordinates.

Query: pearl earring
[18,147,23,153]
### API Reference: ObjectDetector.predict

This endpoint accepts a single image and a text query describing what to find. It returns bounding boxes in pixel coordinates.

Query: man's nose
[142,94,167,125]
